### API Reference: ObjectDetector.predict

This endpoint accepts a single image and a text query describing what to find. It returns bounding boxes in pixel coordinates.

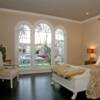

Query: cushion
[52,65,85,78]
[0,68,18,77]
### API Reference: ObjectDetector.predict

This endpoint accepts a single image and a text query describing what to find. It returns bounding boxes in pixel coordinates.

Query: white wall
[82,18,100,63]
[0,9,82,65]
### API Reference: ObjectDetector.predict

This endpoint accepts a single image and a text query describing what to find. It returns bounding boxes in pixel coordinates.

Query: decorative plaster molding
[0,8,81,24]
[81,15,100,23]
[0,8,100,24]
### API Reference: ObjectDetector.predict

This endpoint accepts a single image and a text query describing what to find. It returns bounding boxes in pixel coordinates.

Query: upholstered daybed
[51,64,90,99]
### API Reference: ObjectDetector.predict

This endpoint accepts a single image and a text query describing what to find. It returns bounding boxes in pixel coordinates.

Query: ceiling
[0,0,100,21]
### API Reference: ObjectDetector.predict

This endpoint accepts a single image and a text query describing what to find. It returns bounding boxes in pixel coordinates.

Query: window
[34,23,52,66]
[55,28,64,64]
[18,25,31,44]
[15,21,65,68]
[16,23,32,68]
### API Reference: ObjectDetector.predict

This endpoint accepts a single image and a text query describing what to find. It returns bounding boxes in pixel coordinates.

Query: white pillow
[95,56,100,65]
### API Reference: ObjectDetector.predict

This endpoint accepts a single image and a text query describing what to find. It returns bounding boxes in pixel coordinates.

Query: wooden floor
[0,73,95,100]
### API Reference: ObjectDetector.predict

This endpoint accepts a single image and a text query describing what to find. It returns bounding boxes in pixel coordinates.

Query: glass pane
[35,23,51,67]
[18,24,31,44]
[55,29,64,65]
[17,24,31,68]
[18,45,31,68]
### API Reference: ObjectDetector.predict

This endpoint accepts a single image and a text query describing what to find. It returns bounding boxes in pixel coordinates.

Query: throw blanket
[52,64,85,78]
[82,65,100,99]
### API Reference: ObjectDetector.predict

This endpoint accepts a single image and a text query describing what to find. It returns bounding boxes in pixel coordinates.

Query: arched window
[16,23,32,68]
[55,28,64,64]
[34,23,52,66]
[15,21,66,69]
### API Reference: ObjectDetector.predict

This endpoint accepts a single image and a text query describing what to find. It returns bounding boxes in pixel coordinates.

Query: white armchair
[0,52,19,88]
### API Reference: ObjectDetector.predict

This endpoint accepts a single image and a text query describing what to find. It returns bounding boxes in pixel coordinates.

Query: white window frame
[54,26,67,64]
[33,20,54,67]
[15,21,33,68]
[15,20,67,69]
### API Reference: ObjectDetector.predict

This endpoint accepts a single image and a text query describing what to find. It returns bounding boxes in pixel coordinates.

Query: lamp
[87,48,95,61]
[87,48,95,54]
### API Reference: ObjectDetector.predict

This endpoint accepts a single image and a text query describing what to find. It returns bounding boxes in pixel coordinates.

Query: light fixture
[87,48,95,61]
[87,48,95,54]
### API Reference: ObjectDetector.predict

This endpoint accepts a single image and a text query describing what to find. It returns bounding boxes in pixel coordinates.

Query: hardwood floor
[0,73,95,100]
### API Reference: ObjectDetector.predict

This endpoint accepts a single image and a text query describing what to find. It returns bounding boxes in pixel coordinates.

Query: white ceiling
[0,0,100,21]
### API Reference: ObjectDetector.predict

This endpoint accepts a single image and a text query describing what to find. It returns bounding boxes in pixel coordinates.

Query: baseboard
[19,67,52,75]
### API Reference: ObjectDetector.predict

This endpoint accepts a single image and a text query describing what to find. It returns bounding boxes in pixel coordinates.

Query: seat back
[0,52,3,66]
[0,52,3,69]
